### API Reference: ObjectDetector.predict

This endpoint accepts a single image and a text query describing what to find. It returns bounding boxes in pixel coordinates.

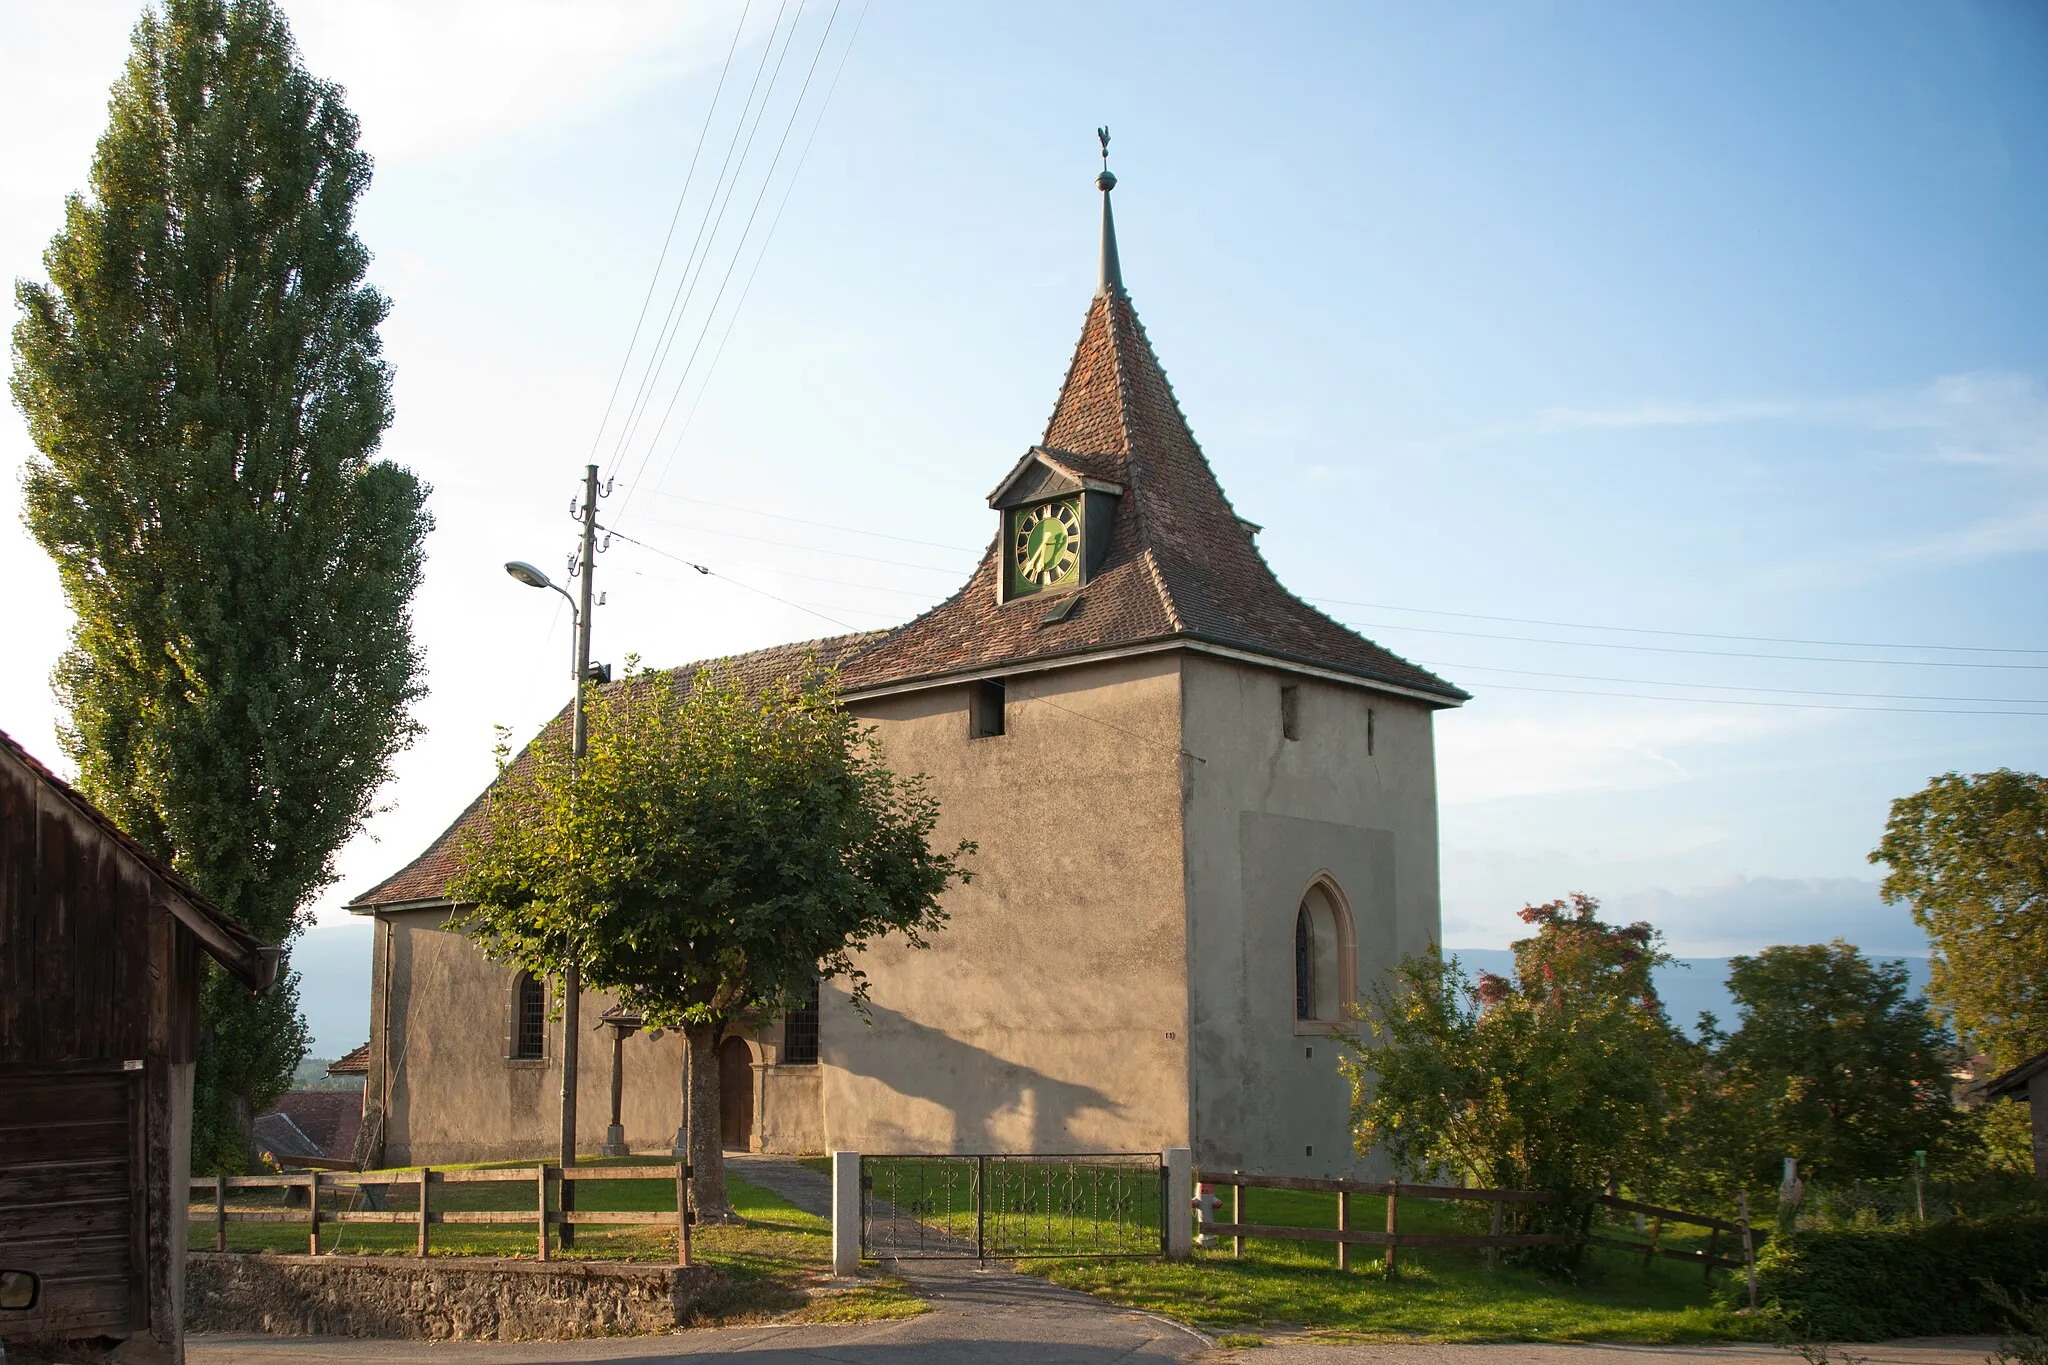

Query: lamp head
[504,560,552,590]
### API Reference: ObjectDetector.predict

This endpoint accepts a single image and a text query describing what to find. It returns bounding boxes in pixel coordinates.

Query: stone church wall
[1178,652,1445,1180]
[364,908,692,1166]
[822,652,1192,1154]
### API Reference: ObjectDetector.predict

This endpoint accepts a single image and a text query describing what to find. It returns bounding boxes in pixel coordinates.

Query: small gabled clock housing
[987,447,1124,605]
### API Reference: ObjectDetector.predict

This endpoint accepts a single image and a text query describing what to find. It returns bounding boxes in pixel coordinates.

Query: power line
[640,488,977,554]
[581,2,753,466]
[608,0,801,493]
[620,0,846,503]
[600,524,861,632]
[1423,660,2048,707]
[1332,617,2048,671]
[1470,681,2048,718]
[1308,595,2045,658]
[630,0,871,500]
[609,508,969,575]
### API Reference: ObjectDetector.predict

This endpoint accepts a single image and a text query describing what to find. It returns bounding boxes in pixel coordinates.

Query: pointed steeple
[1096,126,1122,296]
[836,145,1466,707]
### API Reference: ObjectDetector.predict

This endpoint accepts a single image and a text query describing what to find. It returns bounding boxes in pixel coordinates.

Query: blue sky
[4,1,2045,975]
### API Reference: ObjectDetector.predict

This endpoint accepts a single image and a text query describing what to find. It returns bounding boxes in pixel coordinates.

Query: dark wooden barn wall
[0,752,156,1064]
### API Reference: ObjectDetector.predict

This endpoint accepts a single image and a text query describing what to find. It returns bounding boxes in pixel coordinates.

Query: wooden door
[717,1037,754,1150]
[0,1064,146,1345]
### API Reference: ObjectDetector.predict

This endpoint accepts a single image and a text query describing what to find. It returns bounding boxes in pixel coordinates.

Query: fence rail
[188,1161,694,1264]
[1193,1169,1753,1290]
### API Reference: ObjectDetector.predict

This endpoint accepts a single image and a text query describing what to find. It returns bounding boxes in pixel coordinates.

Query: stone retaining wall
[185,1252,724,1341]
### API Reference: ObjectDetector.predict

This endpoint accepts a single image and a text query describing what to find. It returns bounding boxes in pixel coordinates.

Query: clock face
[1012,498,1081,593]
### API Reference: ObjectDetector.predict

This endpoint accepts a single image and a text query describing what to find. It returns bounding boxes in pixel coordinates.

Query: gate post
[831,1151,861,1276]
[1163,1147,1193,1261]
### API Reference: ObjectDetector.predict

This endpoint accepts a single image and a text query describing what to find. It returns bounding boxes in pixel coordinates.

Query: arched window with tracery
[1292,880,1357,1030]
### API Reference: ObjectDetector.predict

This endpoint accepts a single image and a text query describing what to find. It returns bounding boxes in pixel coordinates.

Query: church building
[346,160,1467,1179]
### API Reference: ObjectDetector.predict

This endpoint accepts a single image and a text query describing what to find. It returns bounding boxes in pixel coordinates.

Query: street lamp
[504,561,580,681]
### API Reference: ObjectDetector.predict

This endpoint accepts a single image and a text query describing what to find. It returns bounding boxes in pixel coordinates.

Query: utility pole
[560,462,600,1248]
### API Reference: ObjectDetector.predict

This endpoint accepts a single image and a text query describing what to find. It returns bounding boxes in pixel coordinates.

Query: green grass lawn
[189,1162,924,1326]
[1022,1186,1758,1345]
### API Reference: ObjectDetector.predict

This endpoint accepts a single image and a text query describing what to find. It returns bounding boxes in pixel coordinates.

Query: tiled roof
[838,286,1466,703]
[347,632,884,910]
[326,1042,371,1076]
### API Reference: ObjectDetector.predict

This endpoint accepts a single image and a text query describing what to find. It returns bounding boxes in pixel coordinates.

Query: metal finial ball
[1097,169,1117,192]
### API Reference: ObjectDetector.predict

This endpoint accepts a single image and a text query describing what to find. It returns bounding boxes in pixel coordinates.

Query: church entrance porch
[718,1037,756,1150]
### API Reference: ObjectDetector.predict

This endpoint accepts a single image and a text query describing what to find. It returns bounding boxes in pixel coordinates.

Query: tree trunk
[686,1023,736,1224]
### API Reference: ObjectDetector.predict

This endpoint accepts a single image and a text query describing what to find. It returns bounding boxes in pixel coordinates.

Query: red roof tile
[347,633,884,909]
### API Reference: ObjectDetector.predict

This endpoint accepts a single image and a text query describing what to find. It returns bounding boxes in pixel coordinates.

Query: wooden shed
[0,728,275,1363]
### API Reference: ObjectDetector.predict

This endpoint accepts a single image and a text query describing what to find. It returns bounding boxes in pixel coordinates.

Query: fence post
[676,1160,692,1268]
[417,1167,431,1258]
[831,1151,861,1277]
[536,1165,550,1262]
[1383,1178,1398,1278]
[1337,1185,1351,1272]
[1738,1189,1756,1311]
[307,1172,321,1255]
[1486,1195,1503,1273]
[214,1173,227,1252]
[1164,1148,1193,1261]
[1232,1178,1244,1259]
[977,1155,989,1264]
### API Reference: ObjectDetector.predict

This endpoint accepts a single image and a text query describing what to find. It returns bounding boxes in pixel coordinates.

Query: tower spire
[1096,126,1122,297]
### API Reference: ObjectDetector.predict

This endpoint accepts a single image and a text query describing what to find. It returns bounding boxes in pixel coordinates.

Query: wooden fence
[187,1162,694,1265]
[1194,1170,1755,1302]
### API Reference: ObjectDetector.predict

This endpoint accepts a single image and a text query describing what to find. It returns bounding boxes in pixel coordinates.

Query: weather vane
[1096,126,1115,191]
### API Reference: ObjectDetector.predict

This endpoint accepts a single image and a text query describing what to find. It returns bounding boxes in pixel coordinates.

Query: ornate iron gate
[859,1154,1164,1260]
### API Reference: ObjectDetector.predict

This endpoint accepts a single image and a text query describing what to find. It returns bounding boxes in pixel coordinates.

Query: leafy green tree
[1344,894,1690,1251]
[1696,942,1956,1189]
[451,664,971,1220]
[1872,770,2048,1071]
[11,0,430,1171]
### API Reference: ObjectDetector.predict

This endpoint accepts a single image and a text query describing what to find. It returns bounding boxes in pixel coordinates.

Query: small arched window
[1292,880,1356,1030]
[513,973,546,1060]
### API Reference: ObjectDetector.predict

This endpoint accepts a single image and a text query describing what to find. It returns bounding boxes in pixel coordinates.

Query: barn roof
[1983,1045,2048,1101]
[0,727,275,991]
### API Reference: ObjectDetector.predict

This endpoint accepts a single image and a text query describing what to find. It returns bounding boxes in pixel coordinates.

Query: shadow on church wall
[829,996,1133,1153]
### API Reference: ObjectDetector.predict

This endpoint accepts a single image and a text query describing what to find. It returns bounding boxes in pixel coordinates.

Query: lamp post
[504,462,602,1248]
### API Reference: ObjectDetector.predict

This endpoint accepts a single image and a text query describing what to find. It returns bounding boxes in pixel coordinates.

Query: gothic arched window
[1292,880,1357,1031]
[513,972,546,1060]
[1294,906,1316,1020]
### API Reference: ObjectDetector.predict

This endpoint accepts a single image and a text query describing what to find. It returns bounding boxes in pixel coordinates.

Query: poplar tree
[11,0,430,1170]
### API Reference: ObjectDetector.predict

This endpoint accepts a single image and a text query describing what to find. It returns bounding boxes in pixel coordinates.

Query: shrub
[1748,1212,2048,1340]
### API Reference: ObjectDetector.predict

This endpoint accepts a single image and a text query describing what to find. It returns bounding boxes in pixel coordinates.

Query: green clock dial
[1012,498,1081,591]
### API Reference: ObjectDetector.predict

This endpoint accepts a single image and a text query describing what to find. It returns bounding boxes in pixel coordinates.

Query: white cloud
[284,0,753,166]
[1437,704,1795,804]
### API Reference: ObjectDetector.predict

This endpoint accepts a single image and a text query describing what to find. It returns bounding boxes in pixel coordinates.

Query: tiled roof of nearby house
[264,1091,363,1163]
[251,1110,325,1164]
[347,633,884,910]
[326,1043,370,1076]
[0,726,275,990]
[837,280,1466,703]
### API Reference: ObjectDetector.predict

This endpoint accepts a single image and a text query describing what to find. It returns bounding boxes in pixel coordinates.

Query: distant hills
[1445,948,1934,1038]
[286,918,1937,1058]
